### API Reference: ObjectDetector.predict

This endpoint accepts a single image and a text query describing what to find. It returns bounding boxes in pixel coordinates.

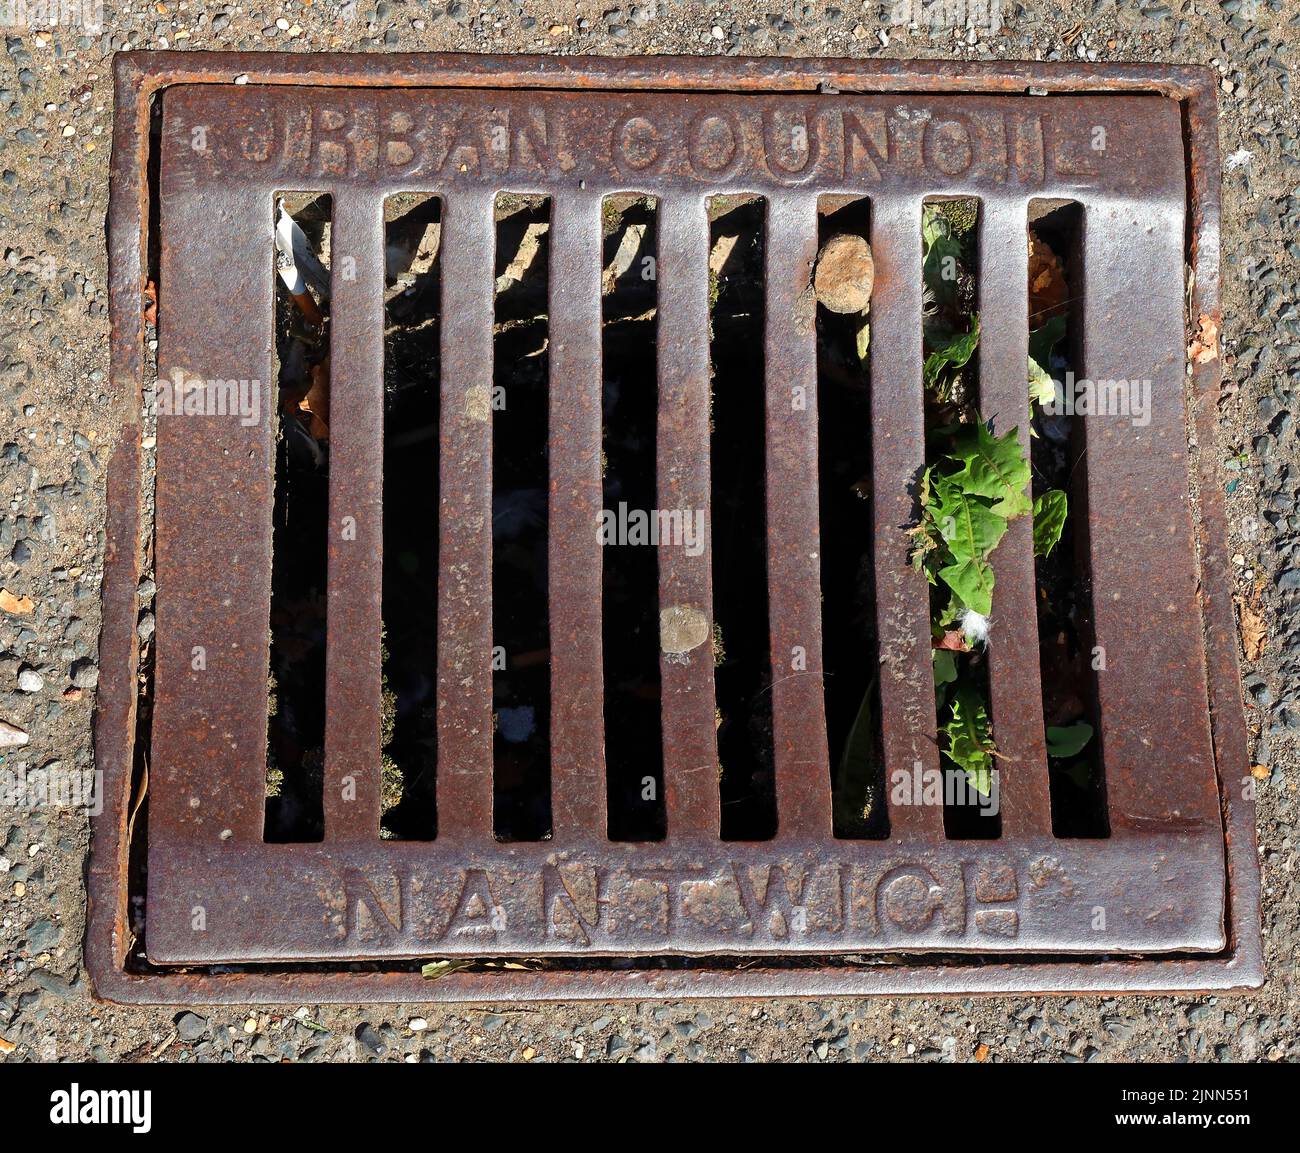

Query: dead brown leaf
[300,357,331,440]
[0,589,34,615]
[934,629,970,653]
[1028,235,1068,323]
[143,280,158,327]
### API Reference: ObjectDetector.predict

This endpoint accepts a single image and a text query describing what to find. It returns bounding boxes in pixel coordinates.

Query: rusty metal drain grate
[90,53,1260,1003]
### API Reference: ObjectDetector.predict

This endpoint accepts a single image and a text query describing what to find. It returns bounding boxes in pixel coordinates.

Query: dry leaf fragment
[421,958,474,980]
[1236,596,1266,661]
[934,629,970,653]
[1188,313,1219,365]
[1251,764,1270,781]
[1028,235,1068,323]
[300,357,331,441]
[0,589,34,615]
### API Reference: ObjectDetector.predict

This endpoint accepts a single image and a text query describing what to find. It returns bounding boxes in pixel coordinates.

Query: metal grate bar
[152,181,275,845]
[656,195,721,839]
[547,192,608,839]
[764,193,832,840]
[978,197,1053,838]
[868,195,944,839]
[323,193,387,840]
[435,190,497,843]
[1081,193,1223,842]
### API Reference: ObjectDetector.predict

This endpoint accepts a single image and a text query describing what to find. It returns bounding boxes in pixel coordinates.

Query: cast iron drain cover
[90,53,1260,1003]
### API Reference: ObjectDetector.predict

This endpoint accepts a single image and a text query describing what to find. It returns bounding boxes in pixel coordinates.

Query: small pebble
[17,668,43,693]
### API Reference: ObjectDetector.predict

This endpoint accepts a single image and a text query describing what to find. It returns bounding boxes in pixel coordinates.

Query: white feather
[960,608,991,647]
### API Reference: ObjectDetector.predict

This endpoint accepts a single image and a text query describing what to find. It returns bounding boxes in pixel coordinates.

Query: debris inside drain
[265,192,332,844]
[707,194,779,841]
[253,194,1115,847]
[1026,201,1106,838]
[912,198,1001,839]
[815,195,885,840]
[381,193,444,841]
[907,200,1088,839]
[491,192,553,842]
[813,231,875,315]
[601,193,664,841]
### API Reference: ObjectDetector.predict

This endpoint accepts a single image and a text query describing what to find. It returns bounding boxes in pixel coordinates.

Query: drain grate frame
[89,52,1261,1004]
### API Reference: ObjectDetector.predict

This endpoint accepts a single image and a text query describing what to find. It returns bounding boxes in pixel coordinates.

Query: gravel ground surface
[1,0,1297,1063]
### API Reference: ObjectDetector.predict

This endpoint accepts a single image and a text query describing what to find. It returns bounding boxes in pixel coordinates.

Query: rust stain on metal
[87,53,1260,1004]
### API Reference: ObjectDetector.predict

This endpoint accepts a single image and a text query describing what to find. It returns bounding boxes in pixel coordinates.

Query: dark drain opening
[492,193,553,842]
[380,193,443,840]
[265,191,332,844]
[1028,200,1109,839]
[601,194,666,842]
[709,195,777,842]
[917,196,1000,841]
[817,195,888,840]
